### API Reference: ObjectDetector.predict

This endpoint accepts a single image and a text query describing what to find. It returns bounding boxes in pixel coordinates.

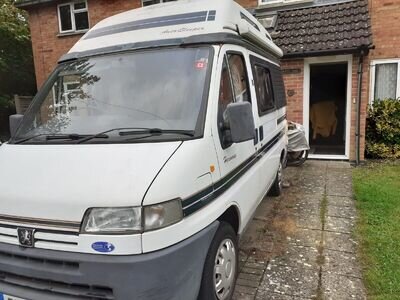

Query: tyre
[198,222,238,300]
[268,161,283,197]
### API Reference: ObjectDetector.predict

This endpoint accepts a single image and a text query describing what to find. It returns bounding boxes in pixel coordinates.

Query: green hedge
[366,99,400,159]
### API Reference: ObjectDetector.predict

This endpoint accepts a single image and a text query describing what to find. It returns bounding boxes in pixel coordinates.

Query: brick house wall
[28,0,142,88]
[368,0,400,60]
[367,0,400,102]
[281,59,304,124]
[350,54,370,161]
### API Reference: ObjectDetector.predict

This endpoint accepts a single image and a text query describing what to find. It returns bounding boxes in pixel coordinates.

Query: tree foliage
[0,0,36,109]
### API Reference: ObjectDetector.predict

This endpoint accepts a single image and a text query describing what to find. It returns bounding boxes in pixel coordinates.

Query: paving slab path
[233,161,366,300]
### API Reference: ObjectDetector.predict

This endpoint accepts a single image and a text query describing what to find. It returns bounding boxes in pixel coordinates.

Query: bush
[366,99,400,159]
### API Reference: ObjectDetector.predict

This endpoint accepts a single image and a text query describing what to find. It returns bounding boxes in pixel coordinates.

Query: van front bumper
[0,221,218,300]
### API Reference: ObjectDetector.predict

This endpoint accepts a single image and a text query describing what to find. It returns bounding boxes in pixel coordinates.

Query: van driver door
[212,48,259,205]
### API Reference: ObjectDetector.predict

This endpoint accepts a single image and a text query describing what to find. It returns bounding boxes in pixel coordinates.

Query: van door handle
[259,126,264,141]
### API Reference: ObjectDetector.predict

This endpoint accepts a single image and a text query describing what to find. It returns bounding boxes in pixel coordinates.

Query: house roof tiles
[272,0,373,57]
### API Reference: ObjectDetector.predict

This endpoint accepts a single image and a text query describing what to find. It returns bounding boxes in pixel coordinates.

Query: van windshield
[13,47,212,144]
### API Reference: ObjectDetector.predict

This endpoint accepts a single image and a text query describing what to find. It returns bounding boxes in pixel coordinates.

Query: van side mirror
[9,114,24,138]
[223,102,255,144]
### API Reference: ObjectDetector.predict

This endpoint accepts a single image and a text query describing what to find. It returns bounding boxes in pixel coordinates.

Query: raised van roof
[61,0,283,62]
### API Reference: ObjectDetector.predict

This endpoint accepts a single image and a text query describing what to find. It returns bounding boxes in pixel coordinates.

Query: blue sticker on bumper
[91,242,115,253]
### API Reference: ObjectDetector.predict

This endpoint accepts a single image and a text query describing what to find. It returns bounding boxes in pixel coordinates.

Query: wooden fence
[14,95,33,115]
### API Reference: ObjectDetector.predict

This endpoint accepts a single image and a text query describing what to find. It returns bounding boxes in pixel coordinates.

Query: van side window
[217,58,234,137]
[217,54,251,147]
[253,65,275,114]
[227,54,250,103]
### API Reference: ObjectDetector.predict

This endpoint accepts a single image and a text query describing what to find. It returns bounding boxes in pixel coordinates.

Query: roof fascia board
[282,45,372,59]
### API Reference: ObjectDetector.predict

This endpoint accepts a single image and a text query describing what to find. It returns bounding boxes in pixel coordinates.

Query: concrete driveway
[233,161,366,300]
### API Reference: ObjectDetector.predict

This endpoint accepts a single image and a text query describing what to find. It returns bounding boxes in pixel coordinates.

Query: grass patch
[353,161,400,300]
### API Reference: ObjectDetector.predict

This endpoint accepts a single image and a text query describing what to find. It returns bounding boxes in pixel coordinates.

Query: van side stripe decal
[182,130,285,216]
[84,11,215,40]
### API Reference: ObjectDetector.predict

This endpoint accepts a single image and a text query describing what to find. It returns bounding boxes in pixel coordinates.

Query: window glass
[75,11,89,31]
[374,63,398,100]
[14,47,212,143]
[59,5,72,32]
[143,0,160,6]
[253,65,275,113]
[227,54,250,103]
[217,58,234,145]
[218,59,234,119]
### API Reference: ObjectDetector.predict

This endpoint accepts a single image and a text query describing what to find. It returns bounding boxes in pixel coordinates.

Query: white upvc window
[370,59,400,103]
[58,1,89,34]
[141,0,177,7]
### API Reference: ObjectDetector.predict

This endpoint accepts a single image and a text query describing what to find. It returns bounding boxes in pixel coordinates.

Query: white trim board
[308,154,348,160]
[303,55,353,160]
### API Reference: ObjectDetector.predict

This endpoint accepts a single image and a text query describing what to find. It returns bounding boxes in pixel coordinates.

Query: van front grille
[0,270,114,300]
[0,221,79,248]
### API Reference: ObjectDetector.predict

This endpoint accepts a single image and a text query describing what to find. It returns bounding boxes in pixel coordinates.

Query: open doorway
[309,63,347,156]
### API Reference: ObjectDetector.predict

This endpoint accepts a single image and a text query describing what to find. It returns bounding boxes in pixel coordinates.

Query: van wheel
[198,222,238,300]
[268,161,283,197]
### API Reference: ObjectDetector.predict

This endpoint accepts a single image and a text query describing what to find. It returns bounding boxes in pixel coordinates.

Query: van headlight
[144,199,183,231]
[81,199,183,234]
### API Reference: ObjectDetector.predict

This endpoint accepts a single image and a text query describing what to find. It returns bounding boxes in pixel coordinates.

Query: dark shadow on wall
[0,106,15,141]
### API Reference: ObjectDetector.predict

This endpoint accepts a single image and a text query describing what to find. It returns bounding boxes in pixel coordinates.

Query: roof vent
[240,12,260,31]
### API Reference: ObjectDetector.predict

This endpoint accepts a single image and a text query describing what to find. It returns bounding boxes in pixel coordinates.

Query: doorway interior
[308,63,348,156]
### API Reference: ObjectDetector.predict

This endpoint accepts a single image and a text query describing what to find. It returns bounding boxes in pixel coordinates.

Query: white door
[303,55,352,159]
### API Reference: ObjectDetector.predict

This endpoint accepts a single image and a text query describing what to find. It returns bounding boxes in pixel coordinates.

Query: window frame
[57,1,89,34]
[251,59,276,116]
[370,59,400,103]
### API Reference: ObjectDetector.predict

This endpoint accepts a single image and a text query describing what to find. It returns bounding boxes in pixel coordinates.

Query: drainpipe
[355,50,365,166]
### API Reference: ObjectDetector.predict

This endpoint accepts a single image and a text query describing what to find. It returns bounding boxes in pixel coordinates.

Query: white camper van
[0,0,287,299]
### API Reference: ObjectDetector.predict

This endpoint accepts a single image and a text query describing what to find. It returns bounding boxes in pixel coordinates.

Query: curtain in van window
[227,54,250,103]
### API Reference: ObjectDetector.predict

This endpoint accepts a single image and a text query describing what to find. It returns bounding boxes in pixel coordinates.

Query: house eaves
[271,0,373,58]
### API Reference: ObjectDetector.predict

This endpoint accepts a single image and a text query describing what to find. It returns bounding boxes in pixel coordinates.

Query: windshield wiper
[13,134,48,144]
[119,128,195,137]
[45,133,108,141]
[77,128,195,144]
[13,133,108,144]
